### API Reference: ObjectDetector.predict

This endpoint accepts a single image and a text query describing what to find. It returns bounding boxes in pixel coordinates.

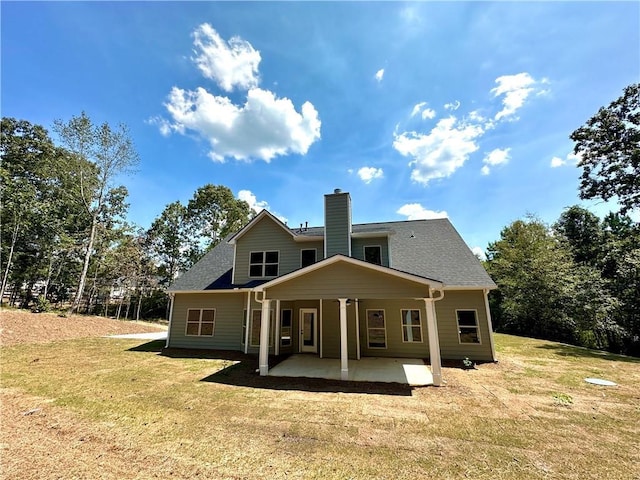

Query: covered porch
[269,354,434,386]
[253,255,446,386]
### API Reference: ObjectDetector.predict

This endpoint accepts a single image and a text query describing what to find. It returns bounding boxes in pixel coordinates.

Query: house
[166,189,497,385]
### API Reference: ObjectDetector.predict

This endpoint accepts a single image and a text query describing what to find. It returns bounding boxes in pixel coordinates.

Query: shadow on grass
[127,340,165,353]
[536,343,640,364]
[155,347,413,396]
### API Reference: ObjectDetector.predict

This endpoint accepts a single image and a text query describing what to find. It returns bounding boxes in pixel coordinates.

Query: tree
[486,217,577,343]
[147,201,194,285]
[186,184,251,253]
[53,112,139,313]
[570,83,640,215]
[553,205,603,267]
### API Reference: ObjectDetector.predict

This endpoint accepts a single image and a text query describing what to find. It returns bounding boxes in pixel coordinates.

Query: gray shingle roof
[168,218,495,291]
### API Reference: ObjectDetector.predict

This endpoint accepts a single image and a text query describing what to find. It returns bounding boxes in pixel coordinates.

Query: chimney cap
[333,188,342,194]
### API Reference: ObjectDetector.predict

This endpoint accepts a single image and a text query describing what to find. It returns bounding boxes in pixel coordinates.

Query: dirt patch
[0,388,241,480]
[0,309,166,346]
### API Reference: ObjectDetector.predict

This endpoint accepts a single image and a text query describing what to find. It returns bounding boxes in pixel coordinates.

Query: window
[367,309,386,348]
[457,310,480,344]
[249,251,279,277]
[185,309,215,336]
[249,309,275,347]
[281,309,292,347]
[364,245,382,265]
[401,309,422,343]
[301,249,317,268]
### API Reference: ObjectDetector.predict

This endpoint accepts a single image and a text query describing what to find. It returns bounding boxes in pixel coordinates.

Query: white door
[299,308,317,353]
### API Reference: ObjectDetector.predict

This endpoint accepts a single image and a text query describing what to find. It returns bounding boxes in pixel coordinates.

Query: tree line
[486,83,639,356]
[2,83,638,355]
[1,113,251,319]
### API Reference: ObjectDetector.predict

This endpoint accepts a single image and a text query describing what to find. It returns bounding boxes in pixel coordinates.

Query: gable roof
[168,217,496,292]
[228,210,293,244]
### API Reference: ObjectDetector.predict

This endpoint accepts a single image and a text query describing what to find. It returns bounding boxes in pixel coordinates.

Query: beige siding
[266,262,431,300]
[234,216,301,285]
[169,293,245,349]
[351,237,389,267]
[435,290,493,361]
[357,299,431,358]
[320,300,363,359]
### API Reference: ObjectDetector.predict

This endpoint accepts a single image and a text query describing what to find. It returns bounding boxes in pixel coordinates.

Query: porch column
[275,300,281,356]
[355,299,361,360]
[424,298,442,386]
[244,292,251,354]
[338,298,349,380]
[259,298,271,376]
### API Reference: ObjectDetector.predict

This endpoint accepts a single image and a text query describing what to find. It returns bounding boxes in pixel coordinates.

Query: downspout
[165,293,175,349]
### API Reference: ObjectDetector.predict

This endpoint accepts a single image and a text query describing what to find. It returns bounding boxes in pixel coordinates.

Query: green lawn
[2,333,639,479]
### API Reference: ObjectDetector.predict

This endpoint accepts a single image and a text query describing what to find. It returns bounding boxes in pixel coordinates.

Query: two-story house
[166,189,497,385]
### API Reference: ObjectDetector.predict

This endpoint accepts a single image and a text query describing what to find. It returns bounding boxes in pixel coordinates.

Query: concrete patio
[268,354,434,386]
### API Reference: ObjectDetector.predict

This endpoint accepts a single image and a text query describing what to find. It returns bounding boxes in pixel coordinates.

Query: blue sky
[2,2,638,256]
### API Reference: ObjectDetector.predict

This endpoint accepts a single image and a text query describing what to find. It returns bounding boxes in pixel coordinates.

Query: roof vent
[333,188,342,194]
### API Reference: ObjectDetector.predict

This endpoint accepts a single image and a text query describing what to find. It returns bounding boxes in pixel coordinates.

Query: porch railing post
[339,298,349,380]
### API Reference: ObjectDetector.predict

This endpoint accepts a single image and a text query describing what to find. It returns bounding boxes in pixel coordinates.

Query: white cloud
[238,189,269,212]
[491,73,540,120]
[162,86,321,162]
[471,246,487,260]
[550,151,581,168]
[238,190,287,224]
[421,108,436,120]
[410,102,436,120]
[481,147,511,175]
[154,24,321,163]
[192,23,261,92]
[375,69,385,82]
[357,166,384,184]
[397,203,448,220]
[444,100,461,111]
[411,102,427,117]
[393,116,484,185]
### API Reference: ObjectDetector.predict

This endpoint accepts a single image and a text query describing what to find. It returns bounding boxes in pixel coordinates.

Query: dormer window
[364,245,382,265]
[249,251,279,277]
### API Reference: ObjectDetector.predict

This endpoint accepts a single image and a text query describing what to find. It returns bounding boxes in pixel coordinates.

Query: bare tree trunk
[69,216,98,315]
[136,292,143,321]
[124,294,131,320]
[0,221,20,306]
[116,294,123,320]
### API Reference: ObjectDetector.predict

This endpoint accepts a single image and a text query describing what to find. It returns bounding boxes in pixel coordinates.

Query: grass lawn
[2,332,639,479]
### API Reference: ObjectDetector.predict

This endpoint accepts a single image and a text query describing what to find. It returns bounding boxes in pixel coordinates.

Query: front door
[299,308,317,353]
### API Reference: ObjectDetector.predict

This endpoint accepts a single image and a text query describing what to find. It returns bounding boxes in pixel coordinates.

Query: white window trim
[300,248,317,268]
[248,250,280,278]
[455,309,482,345]
[366,309,387,349]
[363,245,382,265]
[400,309,423,343]
[280,309,293,347]
[249,308,275,347]
[185,308,216,337]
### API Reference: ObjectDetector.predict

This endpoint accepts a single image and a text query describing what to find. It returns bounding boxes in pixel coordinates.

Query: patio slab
[269,355,433,386]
